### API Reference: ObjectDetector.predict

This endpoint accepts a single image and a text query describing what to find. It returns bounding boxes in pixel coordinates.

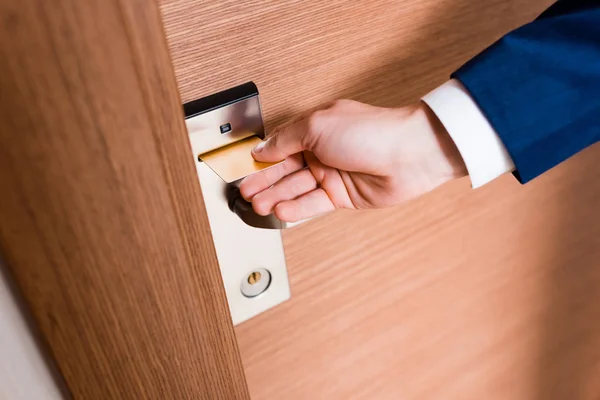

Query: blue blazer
[453,0,600,184]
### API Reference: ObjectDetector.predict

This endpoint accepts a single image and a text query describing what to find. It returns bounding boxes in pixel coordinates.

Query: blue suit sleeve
[452,0,600,184]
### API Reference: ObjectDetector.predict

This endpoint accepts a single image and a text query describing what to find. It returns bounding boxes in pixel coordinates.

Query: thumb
[251,121,308,162]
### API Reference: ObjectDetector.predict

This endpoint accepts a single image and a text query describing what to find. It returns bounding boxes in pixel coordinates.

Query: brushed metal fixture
[184,82,291,325]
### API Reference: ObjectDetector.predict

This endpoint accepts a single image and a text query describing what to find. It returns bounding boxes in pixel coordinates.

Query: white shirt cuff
[422,79,515,189]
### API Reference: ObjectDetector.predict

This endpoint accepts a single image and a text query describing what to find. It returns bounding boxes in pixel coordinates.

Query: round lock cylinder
[240,268,271,298]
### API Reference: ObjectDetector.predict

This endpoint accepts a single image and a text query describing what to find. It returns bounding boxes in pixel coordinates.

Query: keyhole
[248,271,262,285]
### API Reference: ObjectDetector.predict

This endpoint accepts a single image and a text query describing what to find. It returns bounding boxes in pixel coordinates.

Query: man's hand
[239,99,467,222]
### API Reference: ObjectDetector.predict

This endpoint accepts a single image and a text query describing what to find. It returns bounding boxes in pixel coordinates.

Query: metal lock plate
[184,82,291,325]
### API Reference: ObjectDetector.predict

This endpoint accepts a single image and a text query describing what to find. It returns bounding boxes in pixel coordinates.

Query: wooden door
[0,0,249,398]
[160,1,600,399]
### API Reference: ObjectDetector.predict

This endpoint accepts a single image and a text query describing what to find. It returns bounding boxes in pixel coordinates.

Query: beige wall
[0,260,64,399]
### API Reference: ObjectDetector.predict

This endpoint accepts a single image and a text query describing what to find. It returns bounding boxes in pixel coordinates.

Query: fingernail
[253,140,266,154]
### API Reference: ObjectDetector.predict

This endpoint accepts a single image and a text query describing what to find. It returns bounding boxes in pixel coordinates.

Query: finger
[251,169,317,216]
[252,106,333,163]
[251,121,308,163]
[274,188,336,222]
[239,153,305,200]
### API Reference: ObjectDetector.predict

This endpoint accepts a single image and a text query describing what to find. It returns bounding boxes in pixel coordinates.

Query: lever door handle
[226,184,286,230]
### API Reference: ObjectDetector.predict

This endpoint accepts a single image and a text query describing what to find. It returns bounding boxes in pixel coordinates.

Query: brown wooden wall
[160,1,600,398]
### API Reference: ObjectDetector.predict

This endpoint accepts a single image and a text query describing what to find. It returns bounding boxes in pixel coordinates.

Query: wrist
[419,101,467,182]
[394,101,467,189]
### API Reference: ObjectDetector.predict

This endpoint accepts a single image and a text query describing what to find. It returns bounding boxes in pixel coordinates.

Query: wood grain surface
[0,0,249,398]
[161,0,600,399]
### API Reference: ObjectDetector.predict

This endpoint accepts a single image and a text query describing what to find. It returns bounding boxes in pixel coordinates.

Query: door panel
[0,0,249,398]
[160,0,600,399]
